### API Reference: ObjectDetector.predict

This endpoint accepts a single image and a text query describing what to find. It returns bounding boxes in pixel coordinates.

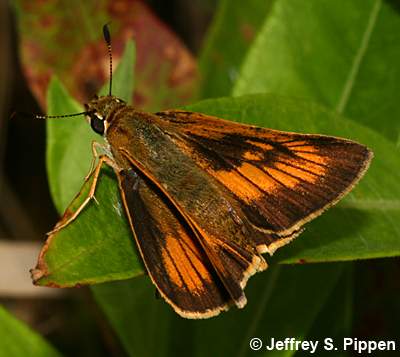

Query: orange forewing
[155,110,373,253]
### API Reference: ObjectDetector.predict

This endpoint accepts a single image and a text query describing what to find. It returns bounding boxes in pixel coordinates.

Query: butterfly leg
[85,141,112,181]
[47,155,120,235]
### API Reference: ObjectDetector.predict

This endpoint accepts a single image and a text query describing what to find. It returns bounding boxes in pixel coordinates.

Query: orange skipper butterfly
[31,25,373,319]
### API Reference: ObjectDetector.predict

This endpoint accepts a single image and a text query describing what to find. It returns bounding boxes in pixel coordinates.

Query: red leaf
[17,0,198,111]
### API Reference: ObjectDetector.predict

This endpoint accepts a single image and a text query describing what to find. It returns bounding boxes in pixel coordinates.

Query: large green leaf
[199,0,274,98]
[233,0,400,142]
[0,306,61,357]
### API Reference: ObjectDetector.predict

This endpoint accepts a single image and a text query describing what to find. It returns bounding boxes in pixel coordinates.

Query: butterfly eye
[90,113,105,135]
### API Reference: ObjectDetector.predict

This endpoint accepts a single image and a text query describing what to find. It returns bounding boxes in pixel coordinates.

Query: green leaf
[199,0,274,98]
[233,0,400,142]
[34,165,140,287]
[0,306,61,357]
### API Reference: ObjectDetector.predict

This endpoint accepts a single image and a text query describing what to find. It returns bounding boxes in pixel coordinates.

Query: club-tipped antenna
[103,23,113,96]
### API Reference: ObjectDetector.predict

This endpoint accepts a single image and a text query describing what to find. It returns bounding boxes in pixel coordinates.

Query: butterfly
[31,25,373,319]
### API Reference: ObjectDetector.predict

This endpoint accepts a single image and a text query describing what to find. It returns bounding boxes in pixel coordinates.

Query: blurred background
[0,0,399,356]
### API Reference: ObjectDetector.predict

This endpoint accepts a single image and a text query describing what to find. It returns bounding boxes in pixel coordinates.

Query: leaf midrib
[336,0,382,114]
[339,198,400,210]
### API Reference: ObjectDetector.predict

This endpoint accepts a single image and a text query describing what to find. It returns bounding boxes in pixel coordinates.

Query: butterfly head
[85,95,126,136]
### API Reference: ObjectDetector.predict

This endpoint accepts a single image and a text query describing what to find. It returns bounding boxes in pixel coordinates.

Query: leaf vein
[336,0,382,113]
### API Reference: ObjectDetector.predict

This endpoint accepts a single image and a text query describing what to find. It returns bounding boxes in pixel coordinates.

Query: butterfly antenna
[11,111,89,121]
[34,112,89,119]
[102,23,113,96]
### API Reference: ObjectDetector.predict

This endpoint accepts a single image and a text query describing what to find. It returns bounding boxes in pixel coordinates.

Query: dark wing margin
[117,168,232,319]
[156,110,373,253]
